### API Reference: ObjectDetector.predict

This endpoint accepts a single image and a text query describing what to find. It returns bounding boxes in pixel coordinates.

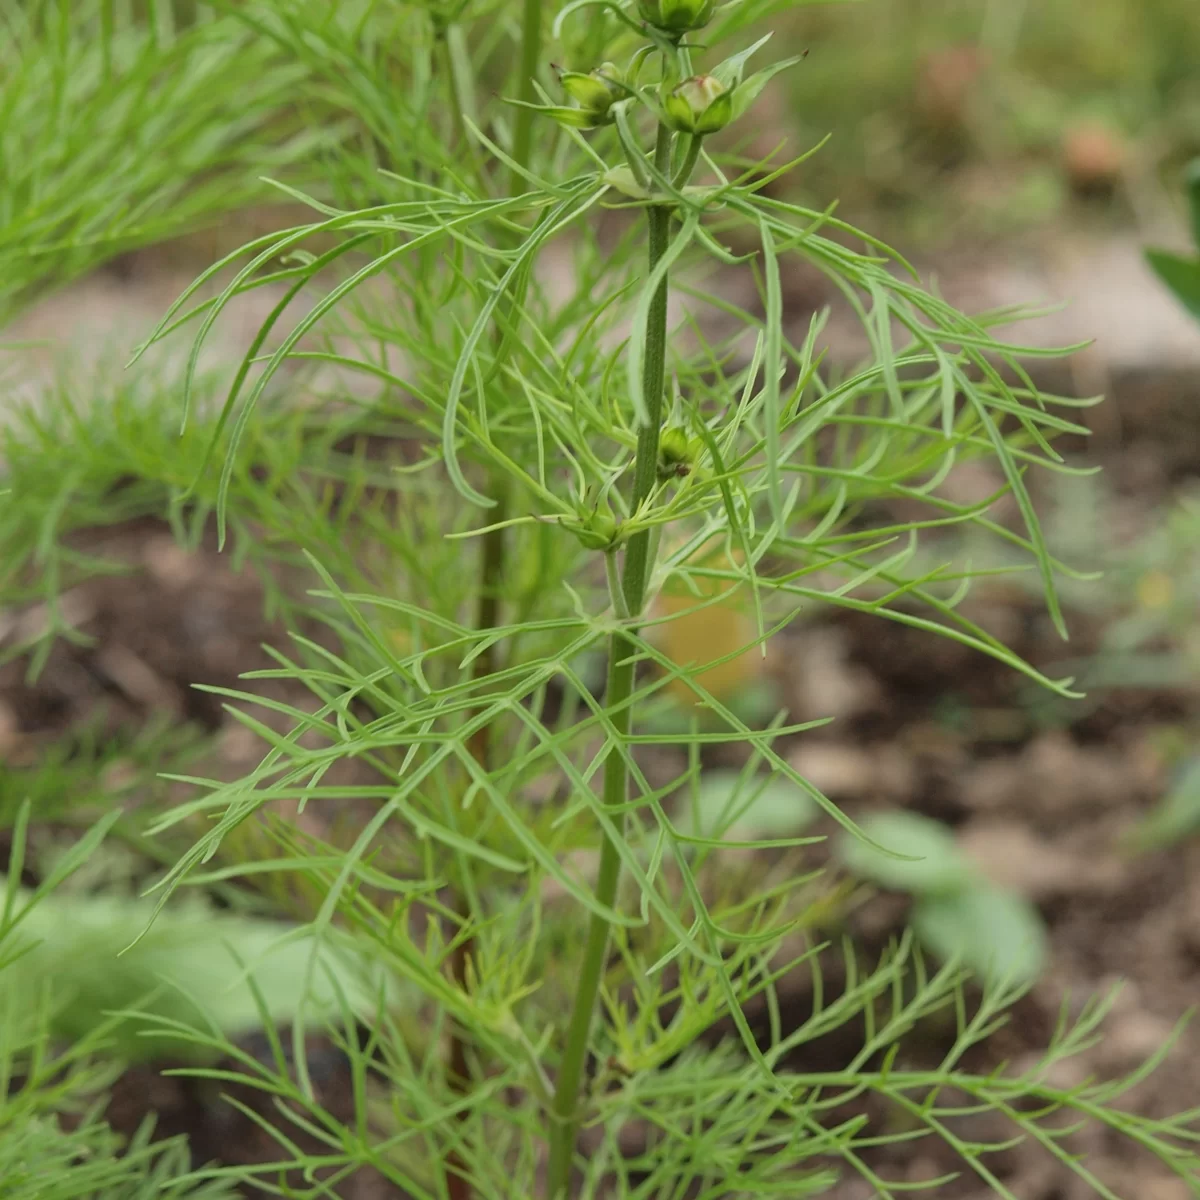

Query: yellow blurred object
[655,542,761,705]
[1137,569,1173,611]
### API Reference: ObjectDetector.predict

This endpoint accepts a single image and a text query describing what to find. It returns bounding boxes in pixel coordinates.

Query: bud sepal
[506,61,630,131]
[636,0,717,38]
[558,62,628,127]
[663,74,732,135]
[559,499,625,551]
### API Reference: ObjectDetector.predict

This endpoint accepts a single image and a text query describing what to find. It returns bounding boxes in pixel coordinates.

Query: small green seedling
[683,783,1047,988]
[1119,181,1200,857]
[1130,163,1200,853]
[1,884,391,1062]
[1145,158,1200,321]
[1132,755,1200,852]
[838,811,1048,988]
[680,768,818,843]
[640,677,784,739]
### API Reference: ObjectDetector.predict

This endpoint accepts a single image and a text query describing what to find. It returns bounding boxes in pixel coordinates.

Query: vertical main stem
[467,480,509,765]
[621,125,675,615]
[510,0,544,194]
[545,124,675,1200]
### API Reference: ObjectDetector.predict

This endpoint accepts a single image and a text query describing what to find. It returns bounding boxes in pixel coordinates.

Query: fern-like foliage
[0,0,1197,1197]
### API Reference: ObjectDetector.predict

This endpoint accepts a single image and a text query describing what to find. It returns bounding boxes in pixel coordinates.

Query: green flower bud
[663,75,733,135]
[637,0,716,36]
[516,62,626,131]
[559,63,624,125]
[657,427,696,479]
[567,506,623,551]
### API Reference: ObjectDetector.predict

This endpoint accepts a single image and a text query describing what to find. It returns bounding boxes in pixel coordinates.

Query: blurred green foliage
[837,810,1048,987]
[1146,159,1200,319]
[773,0,1200,239]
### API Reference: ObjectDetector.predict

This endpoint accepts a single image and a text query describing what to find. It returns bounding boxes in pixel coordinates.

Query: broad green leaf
[912,885,1048,987]
[1145,249,1200,322]
[680,769,818,840]
[1188,158,1200,251]
[0,890,386,1062]
[1132,757,1200,851]
[837,810,971,894]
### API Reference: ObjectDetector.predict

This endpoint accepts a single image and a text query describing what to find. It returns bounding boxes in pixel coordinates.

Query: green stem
[438,29,471,159]
[545,122,676,1200]
[672,134,703,190]
[621,124,676,613]
[605,549,630,621]
[510,0,544,194]
[468,480,509,758]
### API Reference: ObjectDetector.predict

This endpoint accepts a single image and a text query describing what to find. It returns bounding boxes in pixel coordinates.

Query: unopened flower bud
[664,74,732,135]
[657,427,698,479]
[637,0,716,37]
[559,63,624,126]
[569,506,622,551]
[517,61,627,131]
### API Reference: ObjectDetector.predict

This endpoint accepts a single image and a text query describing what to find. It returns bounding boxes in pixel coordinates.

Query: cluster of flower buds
[538,14,802,143]
[516,3,808,555]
